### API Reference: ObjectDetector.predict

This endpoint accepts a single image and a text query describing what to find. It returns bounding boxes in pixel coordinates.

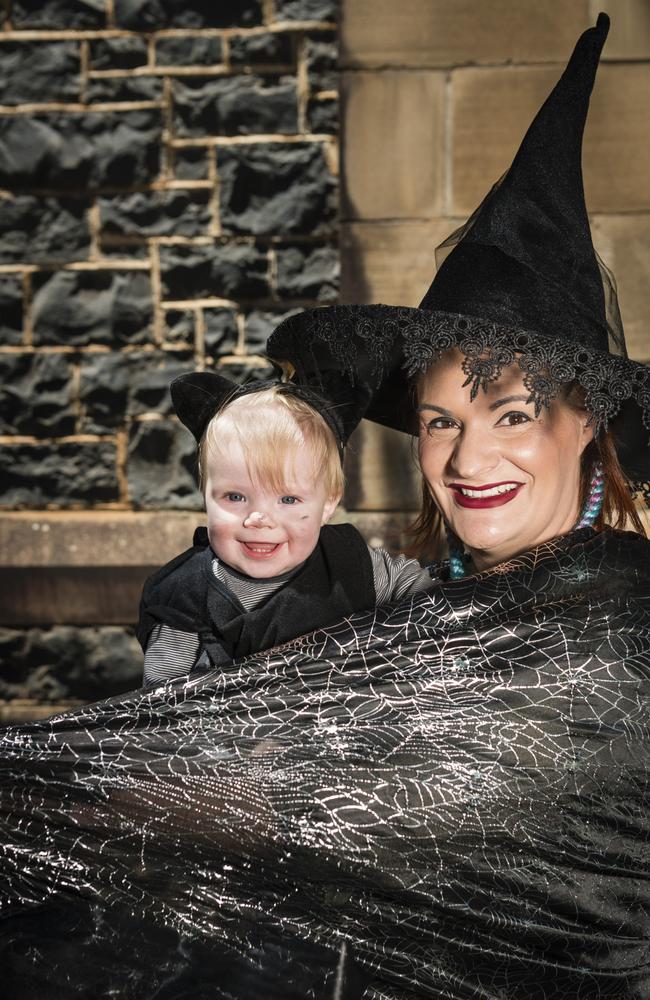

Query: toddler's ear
[321,493,341,525]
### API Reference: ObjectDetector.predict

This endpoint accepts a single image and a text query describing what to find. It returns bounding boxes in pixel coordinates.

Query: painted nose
[243,509,272,527]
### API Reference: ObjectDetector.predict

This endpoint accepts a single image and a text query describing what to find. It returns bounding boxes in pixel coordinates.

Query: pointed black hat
[268,14,650,493]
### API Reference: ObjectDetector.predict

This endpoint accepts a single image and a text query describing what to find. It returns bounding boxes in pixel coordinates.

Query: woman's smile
[449,481,523,508]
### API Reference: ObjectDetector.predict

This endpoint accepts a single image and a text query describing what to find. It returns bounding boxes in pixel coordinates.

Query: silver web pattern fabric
[1,527,649,999]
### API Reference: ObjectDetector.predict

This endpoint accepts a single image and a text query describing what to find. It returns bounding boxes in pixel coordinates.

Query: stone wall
[0,0,340,719]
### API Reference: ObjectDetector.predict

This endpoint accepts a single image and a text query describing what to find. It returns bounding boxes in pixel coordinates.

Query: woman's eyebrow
[417,404,454,417]
[488,394,532,410]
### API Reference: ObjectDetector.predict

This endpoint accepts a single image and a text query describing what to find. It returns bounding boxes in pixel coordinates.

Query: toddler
[138,372,432,686]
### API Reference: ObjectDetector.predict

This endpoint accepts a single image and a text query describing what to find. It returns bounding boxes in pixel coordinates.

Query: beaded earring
[446,523,467,581]
[575,461,605,529]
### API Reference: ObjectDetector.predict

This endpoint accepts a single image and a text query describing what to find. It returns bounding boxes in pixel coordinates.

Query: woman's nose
[243,509,273,527]
[449,427,498,480]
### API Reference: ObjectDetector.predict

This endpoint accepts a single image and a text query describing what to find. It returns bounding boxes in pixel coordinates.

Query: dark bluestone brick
[0,42,80,106]
[155,35,223,66]
[173,147,210,181]
[0,274,24,344]
[127,419,201,509]
[99,190,211,238]
[90,36,148,70]
[114,0,262,30]
[32,270,153,347]
[11,0,107,29]
[204,308,239,359]
[0,111,162,190]
[79,351,192,433]
[0,626,142,703]
[164,309,195,344]
[219,142,337,235]
[0,441,119,507]
[160,244,270,301]
[173,75,297,137]
[305,33,338,91]
[276,243,338,300]
[86,75,163,103]
[0,196,90,264]
[230,33,294,68]
[215,359,274,383]
[243,308,301,355]
[0,352,75,437]
[274,0,337,20]
[79,353,130,433]
[128,353,192,417]
[307,95,338,134]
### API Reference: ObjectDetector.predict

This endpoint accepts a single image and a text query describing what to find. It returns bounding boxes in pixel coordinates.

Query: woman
[2,14,649,999]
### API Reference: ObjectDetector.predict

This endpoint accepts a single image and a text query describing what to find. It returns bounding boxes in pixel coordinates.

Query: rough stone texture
[230,32,294,68]
[0,42,80,106]
[308,95,338,133]
[0,274,24,344]
[244,308,301,354]
[340,0,590,68]
[306,34,338,91]
[86,75,163,103]
[0,626,142,702]
[0,353,76,437]
[164,308,195,344]
[0,196,90,264]
[160,243,270,301]
[275,243,338,300]
[32,270,153,347]
[173,75,298,137]
[204,307,239,358]
[155,35,223,66]
[11,0,107,29]
[340,219,458,305]
[79,351,193,434]
[127,419,202,509]
[0,442,119,507]
[114,0,263,30]
[89,37,148,70]
[173,146,209,180]
[99,190,211,238]
[216,358,275,383]
[451,63,650,216]
[342,69,444,220]
[128,353,192,417]
[219,142,336,235]
[275,0,337,20]
[0,111,162,190]
[78,353,129,433]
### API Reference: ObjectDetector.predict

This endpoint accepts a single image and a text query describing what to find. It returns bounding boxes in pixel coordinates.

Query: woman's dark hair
[408,382,646,563]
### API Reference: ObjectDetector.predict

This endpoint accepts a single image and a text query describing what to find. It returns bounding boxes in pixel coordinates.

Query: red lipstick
[449,481,523,509]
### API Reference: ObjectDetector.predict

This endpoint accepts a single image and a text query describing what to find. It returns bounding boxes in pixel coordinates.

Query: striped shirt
[143,546,432,687]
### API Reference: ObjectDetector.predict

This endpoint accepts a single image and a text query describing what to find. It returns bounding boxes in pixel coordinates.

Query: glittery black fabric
[1,527,649,998]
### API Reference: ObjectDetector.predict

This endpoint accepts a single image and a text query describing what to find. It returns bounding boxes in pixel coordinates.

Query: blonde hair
[198,386,344,499]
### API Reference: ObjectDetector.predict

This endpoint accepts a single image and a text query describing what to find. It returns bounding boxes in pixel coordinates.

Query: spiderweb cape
[1,527,649,999]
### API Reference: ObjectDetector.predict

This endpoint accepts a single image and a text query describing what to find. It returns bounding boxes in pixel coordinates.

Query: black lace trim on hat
[297,306,650,502]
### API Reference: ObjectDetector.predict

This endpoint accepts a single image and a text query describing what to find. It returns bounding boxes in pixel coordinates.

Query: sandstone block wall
[340,0,650,368]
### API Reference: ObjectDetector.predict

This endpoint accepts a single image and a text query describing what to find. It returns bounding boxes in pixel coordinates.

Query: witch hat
[268,13,650,492]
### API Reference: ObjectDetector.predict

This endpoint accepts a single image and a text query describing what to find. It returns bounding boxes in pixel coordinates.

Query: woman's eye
[225,492,245,502]
[498,411,531,427]
[425,417,457,433]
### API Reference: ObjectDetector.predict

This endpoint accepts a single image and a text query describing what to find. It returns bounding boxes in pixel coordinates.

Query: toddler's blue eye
[281,496,299,505]
[225,492,245,502]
